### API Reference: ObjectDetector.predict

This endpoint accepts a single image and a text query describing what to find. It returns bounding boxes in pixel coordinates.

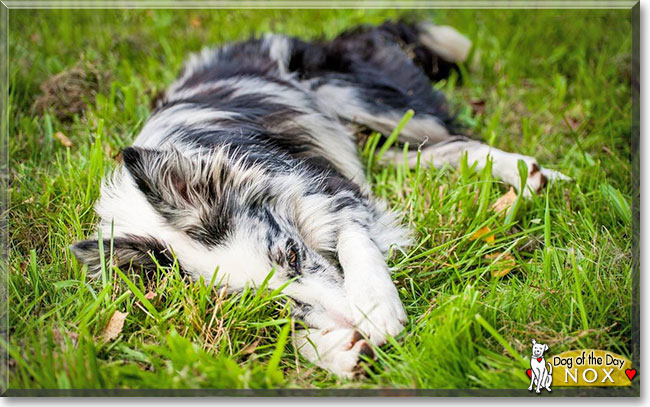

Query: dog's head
[531,339,549,358]
[71,146,349,321]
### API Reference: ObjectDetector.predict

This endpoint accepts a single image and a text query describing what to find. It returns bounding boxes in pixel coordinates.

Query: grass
[6,8,634,390]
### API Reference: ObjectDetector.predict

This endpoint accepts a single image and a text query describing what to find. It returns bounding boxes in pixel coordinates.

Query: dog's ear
[122,146,241,246]
[70,235,175,276]
[544,344,549,351]
[532,339,537,345]
[122,147,198,212]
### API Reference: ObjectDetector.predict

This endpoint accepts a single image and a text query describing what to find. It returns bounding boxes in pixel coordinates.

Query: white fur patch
[417,23,472,63]
[337,224,406,345]
[264,34,291,74]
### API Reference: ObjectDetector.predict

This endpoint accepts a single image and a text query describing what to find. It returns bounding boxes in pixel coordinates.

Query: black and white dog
[72,21,567,377]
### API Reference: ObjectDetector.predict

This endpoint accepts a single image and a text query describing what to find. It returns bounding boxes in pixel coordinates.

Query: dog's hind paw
[540,167,571,182]
[524,164,571,197]
[492,153,571,197]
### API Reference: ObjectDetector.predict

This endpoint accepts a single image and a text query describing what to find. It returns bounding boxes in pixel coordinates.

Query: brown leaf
[242,338,261,355]
[563,104,586,133]
[469,226,494,244]
[52,328,79,347]
[190,17,202,28]
[484,252,516,278]
[102,310,127,341]
[492,187,517,214]
[144,291,157,301]
[492,267,514,278]
[564,115,581,132]
[469,99,486,115]
[54,132,73,148]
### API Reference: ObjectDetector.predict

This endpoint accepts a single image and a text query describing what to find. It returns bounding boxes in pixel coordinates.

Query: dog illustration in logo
[528,339,553,393]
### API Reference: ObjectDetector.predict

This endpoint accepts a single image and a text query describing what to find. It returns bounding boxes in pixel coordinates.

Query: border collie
[71,21,568,378]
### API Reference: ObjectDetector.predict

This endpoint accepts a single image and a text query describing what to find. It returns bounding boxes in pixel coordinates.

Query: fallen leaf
[484,252,509,260]
[469,99,486,115]
[492,187,517,214]
[144,291,157,301]
[469,226,495,244]
[484,252,516,278]
[242,338,261,355]
[190,17,202,28]
[102,310,127,341]
[52,328,79,347]
[493,267,514,278]
[564,115,581,132]
[54,132,73,148]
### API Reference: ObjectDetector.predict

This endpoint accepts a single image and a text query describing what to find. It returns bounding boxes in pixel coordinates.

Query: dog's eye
[287,247,298,269]
[285,239,300,270]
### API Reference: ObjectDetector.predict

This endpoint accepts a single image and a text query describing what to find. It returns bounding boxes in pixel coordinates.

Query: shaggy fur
[72,20,567,378]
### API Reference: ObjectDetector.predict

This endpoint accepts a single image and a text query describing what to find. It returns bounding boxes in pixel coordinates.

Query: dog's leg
[545,362,553,391]
[314,80,569,194]
[383,137,570,197]
[336,222,407,345]
[290,22,465,144]
[528,366,536,391]
[291,21,568,194]
[534,368,543,393]
[294,327,373,379]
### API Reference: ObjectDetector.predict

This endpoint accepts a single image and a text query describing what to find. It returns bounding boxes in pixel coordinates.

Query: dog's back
[137,21,467,185]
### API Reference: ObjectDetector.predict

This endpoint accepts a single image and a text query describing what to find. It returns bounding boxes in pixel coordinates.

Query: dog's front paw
[354,305,406,346]
[295,328,374,379]
[349,285,407,345]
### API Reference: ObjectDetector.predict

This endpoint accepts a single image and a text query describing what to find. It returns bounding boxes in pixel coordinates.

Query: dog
[528,339,553,393]
[71,20,568,378]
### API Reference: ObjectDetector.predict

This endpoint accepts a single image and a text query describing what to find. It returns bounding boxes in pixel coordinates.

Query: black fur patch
[71,234,178,276]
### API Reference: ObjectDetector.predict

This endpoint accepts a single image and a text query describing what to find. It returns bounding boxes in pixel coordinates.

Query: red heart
[526,369,532,378]
[625,369,637,381]
[537,357,542,362]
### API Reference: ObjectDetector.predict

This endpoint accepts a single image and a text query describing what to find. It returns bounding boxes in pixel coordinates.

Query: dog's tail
[377,20,472,80]
[414,22,472,64]
[547,362,553,375]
